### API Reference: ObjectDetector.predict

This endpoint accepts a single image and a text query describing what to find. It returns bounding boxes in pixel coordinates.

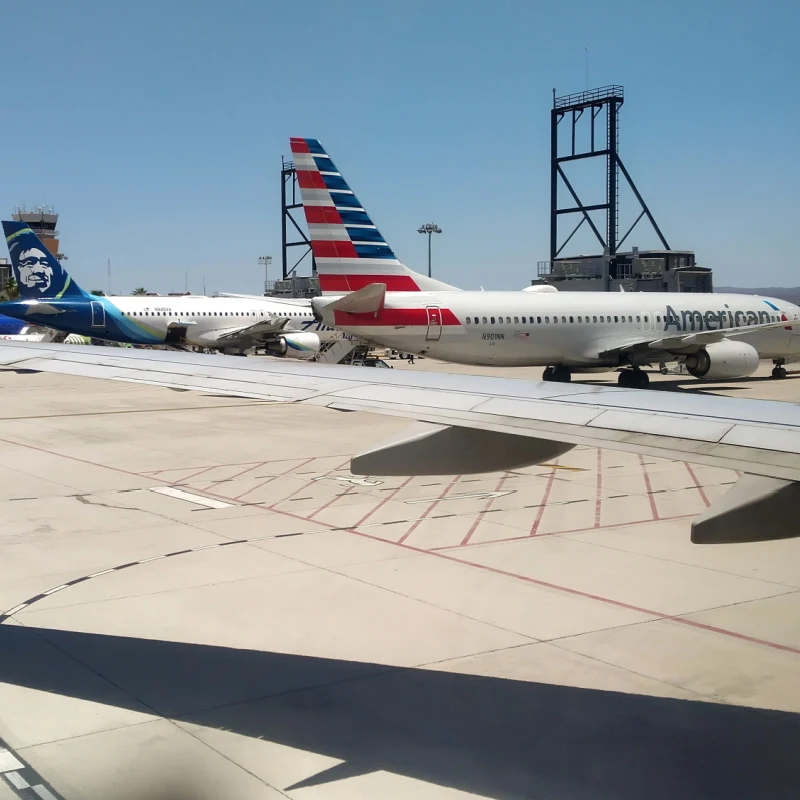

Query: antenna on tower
[585,46,589,90]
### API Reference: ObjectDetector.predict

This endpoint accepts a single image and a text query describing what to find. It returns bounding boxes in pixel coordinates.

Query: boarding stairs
[310,332,365,364]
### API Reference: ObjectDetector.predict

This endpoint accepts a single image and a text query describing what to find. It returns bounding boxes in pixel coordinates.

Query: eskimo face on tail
[2,220,83,300]
[17,248,54,292]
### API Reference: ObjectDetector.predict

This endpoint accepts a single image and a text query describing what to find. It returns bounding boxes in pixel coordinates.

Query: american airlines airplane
[288,137,800,388]
[1,220,337,357]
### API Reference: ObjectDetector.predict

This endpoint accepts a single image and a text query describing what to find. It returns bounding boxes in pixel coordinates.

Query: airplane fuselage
[0,295,336,352]
[320,291,800,368]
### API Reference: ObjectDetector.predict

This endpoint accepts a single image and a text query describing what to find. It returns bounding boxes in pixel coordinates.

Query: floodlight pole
[258,255,272,295]
[417,223,442,278]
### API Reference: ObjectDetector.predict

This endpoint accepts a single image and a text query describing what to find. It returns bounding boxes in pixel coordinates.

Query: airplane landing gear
[542,366,571,383]
[618,369,649,389]
[772,359,788,379]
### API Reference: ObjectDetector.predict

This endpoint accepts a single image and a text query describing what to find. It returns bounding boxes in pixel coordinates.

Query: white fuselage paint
[100,295,337,349]
[320,291,800,368]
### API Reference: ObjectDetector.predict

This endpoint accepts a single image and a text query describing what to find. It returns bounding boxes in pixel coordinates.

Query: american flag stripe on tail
[289,137,421,294]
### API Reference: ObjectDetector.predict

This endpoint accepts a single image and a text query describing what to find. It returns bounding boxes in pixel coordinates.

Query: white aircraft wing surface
[0,341,797,544]
[212,317,291,341]
[600,318,795,359]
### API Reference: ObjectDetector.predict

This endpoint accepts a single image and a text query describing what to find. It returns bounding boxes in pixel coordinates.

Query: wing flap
[213,318,291,341]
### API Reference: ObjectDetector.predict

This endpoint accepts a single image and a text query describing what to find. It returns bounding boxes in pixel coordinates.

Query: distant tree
[90,289,106,296]
[131,287,148,296]
[0,277,19,301]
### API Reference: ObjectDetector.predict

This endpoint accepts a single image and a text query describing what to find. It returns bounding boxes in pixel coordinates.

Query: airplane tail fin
[3,221,87,300]
[289,138,459,295]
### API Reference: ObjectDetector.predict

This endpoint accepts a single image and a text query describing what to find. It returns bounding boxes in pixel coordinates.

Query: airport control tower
[12,206,65,260]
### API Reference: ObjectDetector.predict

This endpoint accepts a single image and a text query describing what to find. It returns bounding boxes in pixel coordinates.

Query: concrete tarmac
[0,360,798,799]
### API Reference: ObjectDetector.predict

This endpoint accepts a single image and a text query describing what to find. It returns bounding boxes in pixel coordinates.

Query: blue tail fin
[2,221,87,300]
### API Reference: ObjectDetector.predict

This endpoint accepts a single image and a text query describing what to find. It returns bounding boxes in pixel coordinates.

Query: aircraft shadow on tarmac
[1,625,799,799]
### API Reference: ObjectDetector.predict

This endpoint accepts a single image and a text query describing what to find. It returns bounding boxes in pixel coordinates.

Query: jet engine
[684,340,759,380]
[265,331,321,358]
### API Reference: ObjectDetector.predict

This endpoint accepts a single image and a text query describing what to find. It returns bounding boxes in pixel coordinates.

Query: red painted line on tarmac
[529,463,558,536]
[234,457,316,502]
[3,436,795,658]
[397,475,462,544]
[223,461,271,486]
[434,513,698,551]
[640,455,660,520]
[179,463,228,483]
[352,476,415,529]
[459,474,510,547]
[260,503,800,657]
[684,462,711,507]
[307,485,357,520]
[266,456,352,509]
[594,450,603,528]
[0,437,175,484]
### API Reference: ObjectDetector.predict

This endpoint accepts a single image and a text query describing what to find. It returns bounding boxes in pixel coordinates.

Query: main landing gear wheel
[618,369,649,389]
[772,366,788,379]
[542,366,571,383]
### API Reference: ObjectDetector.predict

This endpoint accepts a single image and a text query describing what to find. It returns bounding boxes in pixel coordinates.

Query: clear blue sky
[2,0,798,294]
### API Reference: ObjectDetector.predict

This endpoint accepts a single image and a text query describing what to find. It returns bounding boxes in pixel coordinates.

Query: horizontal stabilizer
[330,283,386,315]
[691,474,800,544]
[20,301,64,315]
[351,422,575,476]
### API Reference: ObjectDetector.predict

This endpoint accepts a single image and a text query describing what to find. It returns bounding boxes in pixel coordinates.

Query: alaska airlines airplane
[1,220,337,356]
[289,138,800,387]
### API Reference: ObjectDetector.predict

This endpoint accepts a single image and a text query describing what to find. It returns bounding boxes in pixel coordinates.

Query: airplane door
[90,301,105,328]
[641,311,653,333]
[426,306,442,341]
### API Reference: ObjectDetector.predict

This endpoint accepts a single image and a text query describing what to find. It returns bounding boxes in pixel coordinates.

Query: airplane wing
[212,317,292,342]
[601,318,796,360]
[0,341,797,545]
[216,293,311,307]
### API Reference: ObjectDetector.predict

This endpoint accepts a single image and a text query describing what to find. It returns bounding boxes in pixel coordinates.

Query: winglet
[329,283,386,315]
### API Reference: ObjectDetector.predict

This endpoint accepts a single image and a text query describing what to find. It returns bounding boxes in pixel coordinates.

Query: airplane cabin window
[628,316,632,322]
[521,316,526,323]
[490,316,495,324]
[506,316,511,324]
[514,317,519,324]
[569,316,574,323]
[482,316,487,324]
[614,316,618,323]
[600,316,604,322]
[636,315,641,322]
[657,315,661,322]
[554,317,558,324]
[577,316,581,322]
[644,315,649,322]
[545,316,549,323]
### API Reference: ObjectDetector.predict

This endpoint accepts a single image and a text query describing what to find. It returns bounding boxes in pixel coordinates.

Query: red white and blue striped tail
[289,138,458,295]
